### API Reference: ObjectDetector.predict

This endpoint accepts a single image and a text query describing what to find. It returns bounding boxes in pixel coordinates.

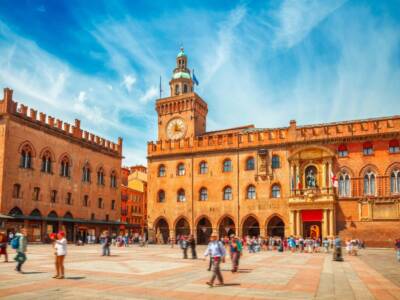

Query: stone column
[289,210,295,236]
[290,164,294,194]
[328,162,333,188]
[322,209,328,237]
[296,210,301,237]
[322,162,327,188]
[329,209,334,237]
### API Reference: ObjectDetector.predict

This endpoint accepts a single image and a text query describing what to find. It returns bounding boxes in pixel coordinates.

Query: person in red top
[0,231,8,262]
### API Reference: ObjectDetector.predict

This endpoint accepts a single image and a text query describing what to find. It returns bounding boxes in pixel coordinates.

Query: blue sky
[1,0,399,165]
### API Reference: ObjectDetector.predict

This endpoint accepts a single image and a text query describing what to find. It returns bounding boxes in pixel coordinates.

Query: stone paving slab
[0,245,399,299]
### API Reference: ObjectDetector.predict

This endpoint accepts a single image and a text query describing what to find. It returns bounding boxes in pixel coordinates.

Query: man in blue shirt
[204,232,226,287]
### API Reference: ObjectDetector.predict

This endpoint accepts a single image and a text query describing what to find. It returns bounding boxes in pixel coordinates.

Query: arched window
[247,185,256,199]
[223,159,232,172]
[158,190,165,203]
[177,163,185,176]
[177,189,186,202]
[82,163,91,183]
[389,140,400,154]
[183,84,188,93]
[338,144,348,157]
[175,84,180,95]
[60,156,70,177]
[13,183,21,198]
[20,144,32,169]
[246,157,255,171]
[271,155,280,169]
[223,186,232,200]
[199,187,208,201]
[158,165,166,177]
[390,169,400,194]
[41,151,52,173]
[363,170,376,195]
[271,184,281,198]
[363,142,373,156]
[97,167,105,185]
[110,170,117,188]
[338,172,351,197]
[199,161,208,174]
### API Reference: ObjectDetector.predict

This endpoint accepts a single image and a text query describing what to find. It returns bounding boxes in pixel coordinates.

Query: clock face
[166,118,187,139]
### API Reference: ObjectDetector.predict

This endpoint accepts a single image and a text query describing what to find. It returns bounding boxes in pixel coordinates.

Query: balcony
[289,187,336,208]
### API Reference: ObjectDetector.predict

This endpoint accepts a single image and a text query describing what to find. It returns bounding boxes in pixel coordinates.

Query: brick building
[147,48,400,247]
[0,88,123,242]
[120,166,147,235]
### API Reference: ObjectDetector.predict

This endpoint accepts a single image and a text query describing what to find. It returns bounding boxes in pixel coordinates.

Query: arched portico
[154,218,170,244]
[242,215,260,237]
[196,216,212,244]
[218,216,235,238]
[266,216,285,238]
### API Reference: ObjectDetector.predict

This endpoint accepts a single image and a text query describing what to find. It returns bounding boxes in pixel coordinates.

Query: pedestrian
[188,234,197,259]
[102,231,111,256]
[333,236,343,261]
[204,232,226,287]
[12,228,28,273]
[322,237,329,253]
[395,238,400,262]
[51,231,67,279]
[229,235,242,272]
[0,231,8,262]
[8,231,14,245]
[180,235,189,259]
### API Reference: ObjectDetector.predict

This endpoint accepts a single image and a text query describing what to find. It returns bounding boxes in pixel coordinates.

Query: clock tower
[156,48,208,141]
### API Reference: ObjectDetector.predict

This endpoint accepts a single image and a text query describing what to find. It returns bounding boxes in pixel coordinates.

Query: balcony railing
[291,187,335,197]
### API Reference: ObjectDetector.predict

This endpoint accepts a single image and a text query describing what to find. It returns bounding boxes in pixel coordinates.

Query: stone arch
[18,140,36,157]
[288,145,336,161]
[196,216,212,244]
[58,152,73,167]
[266,214,285,238]
[336,165,355,177]
[174,216,190,238]
[39,147,55,161]
[154,217,170,244]
[218,215,236,238]
[385,162,400,176]
[241,214,260,237]
[30,209,42,217]
[64,211,73,219]
[9,207,23,216]
[48,211,58,218]
[359,164,380,177]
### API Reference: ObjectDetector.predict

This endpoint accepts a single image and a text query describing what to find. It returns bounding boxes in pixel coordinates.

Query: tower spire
[169,47,193,96]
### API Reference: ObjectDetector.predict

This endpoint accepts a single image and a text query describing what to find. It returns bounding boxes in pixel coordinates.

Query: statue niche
[305,165,318,188]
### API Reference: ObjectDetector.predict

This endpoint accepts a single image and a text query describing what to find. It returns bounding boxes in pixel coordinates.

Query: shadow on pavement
[67,276,86,280]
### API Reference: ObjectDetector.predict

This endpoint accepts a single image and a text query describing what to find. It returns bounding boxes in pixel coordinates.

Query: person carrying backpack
[13,228,28,273]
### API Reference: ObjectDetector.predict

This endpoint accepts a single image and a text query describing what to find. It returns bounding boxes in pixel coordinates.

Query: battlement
[155,92,208,116]
[0,88,123,156]
[148,115,400,156]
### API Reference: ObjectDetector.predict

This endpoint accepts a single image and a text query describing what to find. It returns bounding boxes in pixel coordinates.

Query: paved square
[0,245,399,299]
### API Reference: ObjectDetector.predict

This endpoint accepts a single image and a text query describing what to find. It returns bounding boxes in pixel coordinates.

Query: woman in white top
[51,231,67,279]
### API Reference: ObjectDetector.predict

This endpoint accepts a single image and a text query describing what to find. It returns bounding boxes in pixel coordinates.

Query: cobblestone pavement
[0,244,399,300]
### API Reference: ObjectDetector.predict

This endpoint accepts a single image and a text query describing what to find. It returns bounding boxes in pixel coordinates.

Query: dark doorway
[218,217,235,238]
[196,217,212,244]
[175,218,190,238]
[155,218,169,244]
[267,216,285,238]
[303,222,321,239]
[242,216,260,237]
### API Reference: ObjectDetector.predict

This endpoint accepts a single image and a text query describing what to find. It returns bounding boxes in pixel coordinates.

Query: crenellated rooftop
[148,115,400,156]
[0,88,123,157]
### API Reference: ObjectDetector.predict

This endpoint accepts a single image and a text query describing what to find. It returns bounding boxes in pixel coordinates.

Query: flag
[331,171,338,188]
[192,69,199,85]
[297,174,302,190]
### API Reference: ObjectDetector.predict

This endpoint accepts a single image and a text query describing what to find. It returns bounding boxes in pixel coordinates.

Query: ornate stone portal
[288,146,336,238]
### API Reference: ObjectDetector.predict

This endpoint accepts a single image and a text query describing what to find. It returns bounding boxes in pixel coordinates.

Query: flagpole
[159,76,162,98]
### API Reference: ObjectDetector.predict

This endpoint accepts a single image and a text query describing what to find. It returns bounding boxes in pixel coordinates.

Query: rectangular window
[83,195,89,207]
[98,198,103,209]
[50,190,57,203]
[105,214,109,221]
[13,184,21,198]
[66,192,72,205]
[33,187,40,201]
[111,200,115,210]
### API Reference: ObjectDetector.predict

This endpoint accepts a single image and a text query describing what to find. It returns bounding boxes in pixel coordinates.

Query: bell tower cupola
[169,47,194,96]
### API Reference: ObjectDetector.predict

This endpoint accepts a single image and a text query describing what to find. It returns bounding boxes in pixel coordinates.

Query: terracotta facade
[147,49,400,247]
[0,88,123,242]
[121,166,147,235]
